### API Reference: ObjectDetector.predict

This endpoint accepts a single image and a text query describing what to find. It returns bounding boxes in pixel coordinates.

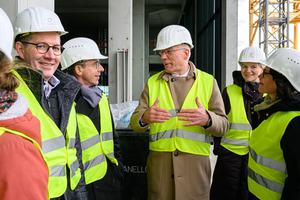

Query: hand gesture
[141,97,171,124]
[177,97,210,127]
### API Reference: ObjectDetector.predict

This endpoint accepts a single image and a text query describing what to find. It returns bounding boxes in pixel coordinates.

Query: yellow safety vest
[248,111,300,200]
[0,127,50,200]
[221,84,252,155]
[76,94,118,185]
[14,71,81,198]
[148,70,213,156]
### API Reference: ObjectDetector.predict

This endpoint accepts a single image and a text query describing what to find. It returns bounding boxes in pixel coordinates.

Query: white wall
[238,0,250,66]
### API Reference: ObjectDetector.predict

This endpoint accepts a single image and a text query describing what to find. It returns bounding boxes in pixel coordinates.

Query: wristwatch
[203,118,212,128]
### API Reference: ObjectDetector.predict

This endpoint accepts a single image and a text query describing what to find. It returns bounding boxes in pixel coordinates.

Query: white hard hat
[153,25,194,51]
[0,8,13,62]
[13,7,68,47]
[266,48,300,92]
[238,46,266,66]
[60,37,107,70]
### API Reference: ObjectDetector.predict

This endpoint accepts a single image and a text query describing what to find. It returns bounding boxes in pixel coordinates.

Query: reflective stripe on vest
[66,106,81,190]
[149,129,211,144]
[248,111,300,200]
[248,168,284,196]
[148,69,213,156]
[0,127,50,200]
[221,85,251,155]
[14,71,80,198]
[77,93,117,184]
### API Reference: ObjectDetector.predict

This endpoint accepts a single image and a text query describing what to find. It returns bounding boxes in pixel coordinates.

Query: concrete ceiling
[55,0,184,29]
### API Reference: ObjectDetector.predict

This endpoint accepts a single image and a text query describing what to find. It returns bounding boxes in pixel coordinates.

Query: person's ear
[75,65,83,76]
[184,48,190,60]
[15,41,25,59]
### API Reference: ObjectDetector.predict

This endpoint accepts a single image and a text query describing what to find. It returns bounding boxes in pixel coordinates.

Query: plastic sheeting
[110,101,139,129]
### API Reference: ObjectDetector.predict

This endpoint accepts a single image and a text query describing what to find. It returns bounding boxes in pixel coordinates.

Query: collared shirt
[171,65,190,77]
[43,75,60,98]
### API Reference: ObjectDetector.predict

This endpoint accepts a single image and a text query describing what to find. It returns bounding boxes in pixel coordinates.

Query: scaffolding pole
[249,0,300,56]
[259,0,289,56]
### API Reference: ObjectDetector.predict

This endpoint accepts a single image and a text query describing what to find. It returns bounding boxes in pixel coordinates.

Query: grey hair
[180,43,191,60]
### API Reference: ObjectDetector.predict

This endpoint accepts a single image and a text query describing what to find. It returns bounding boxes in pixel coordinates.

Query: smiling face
[16,32,61,82]
[258,67,277,99]
[76,59,104,87]
[240,62,263,83]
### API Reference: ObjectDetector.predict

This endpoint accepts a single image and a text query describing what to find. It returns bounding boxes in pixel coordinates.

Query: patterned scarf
[0,89,18,113]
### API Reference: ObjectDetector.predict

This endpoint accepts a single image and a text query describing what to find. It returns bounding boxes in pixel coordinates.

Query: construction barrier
[117,128,149,200]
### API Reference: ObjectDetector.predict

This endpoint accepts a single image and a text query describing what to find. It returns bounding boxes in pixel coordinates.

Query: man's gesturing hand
[177,97,210,127]
[141,97,171,124]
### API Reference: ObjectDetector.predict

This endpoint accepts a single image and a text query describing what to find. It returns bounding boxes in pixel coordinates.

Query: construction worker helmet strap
[266,48,300,92]
[238,46,266,66]
[61,37,107,71]
[153,25,194,51]
[0,8,13,62]
[13,7,68,47]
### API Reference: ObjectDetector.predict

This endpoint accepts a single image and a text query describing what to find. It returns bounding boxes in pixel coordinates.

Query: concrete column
[108,0,133,104]
[132,0,145,101]
[221,0,238,89]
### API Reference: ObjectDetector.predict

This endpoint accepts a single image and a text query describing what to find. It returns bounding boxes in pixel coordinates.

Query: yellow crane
[249,0,300,55]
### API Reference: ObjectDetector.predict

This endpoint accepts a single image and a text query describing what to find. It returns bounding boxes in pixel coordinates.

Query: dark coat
[75,93,124,200]
[249,94,300,200]
[211,71,263,200]
[14,59,88,199]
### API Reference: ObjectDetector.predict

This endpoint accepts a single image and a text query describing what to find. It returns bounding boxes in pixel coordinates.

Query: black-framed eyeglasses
[21,41,64,56]
[262,70,272,78]
[158,48,186,57]
[80,60,100,69]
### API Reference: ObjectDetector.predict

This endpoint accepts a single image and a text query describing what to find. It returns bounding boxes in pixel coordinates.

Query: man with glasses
[130,25,229,200]
[12,7,87,200]
[60,37,124,200]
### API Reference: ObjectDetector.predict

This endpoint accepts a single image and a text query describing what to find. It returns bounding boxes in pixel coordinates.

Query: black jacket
[75,92,124,200]
[14,58,88,199]
[249,94,300,200]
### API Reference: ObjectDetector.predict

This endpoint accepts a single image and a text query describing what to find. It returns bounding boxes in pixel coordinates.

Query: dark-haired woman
[0,8,49,200]
[248,48,300,200]
[211,46,265,200]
